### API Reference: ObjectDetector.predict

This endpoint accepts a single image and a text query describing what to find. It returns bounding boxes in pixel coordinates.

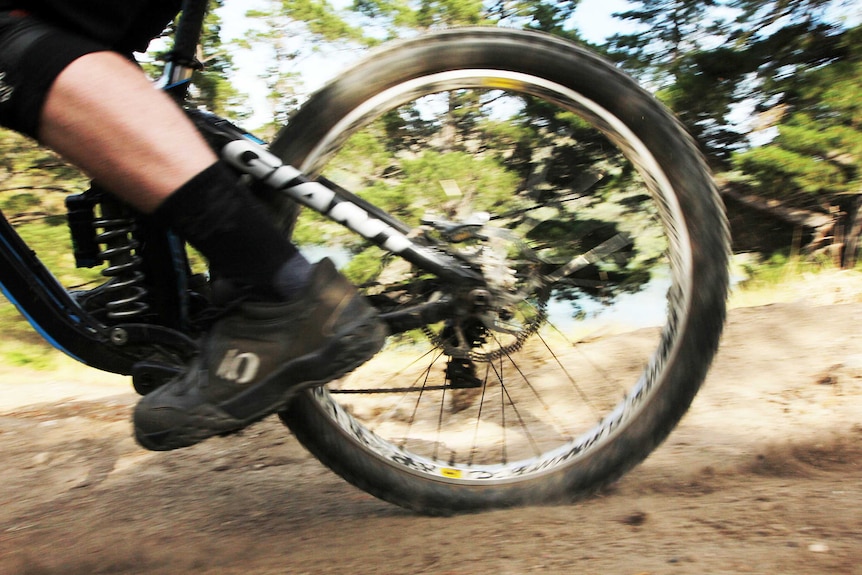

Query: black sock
[154,161,310,300]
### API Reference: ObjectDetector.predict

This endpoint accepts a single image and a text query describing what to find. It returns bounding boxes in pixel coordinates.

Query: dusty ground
[0,271,861,575]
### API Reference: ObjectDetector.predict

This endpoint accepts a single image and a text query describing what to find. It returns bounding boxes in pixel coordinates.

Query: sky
[217,0,635,129]
[571,0,634,42]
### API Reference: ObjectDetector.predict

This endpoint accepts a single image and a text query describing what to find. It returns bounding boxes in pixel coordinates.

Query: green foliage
[605,1,858,168]
[0,341,60,370]
[607,0,721,85]
[270,0,589,41]
[353,0,419,29]
[0,131,83,186]
[239,0,589,133]
[394,152,519,217]
[655,46,750,163]
[341,245,389,284]
[0,198,105,348]
[731,0,837,37]
[415,0,486,27]
[0,129,106,349]
[736,251,835,291]
[276,0,367,42]
[731,27,862,207]
[734,142,845,198]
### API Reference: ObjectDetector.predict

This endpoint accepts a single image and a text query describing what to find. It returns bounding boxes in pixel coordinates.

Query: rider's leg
[39,50,215,213]
[0,11,386,450]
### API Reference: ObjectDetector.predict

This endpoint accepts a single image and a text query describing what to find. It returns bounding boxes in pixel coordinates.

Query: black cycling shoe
[133,258,387,451]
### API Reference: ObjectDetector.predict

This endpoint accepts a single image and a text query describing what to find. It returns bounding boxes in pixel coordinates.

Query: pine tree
[731,25,862,267]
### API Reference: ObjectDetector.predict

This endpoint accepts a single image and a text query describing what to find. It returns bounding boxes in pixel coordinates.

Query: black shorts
[0,2,179,138]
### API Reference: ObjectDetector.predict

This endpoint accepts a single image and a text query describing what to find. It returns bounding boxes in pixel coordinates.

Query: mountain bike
[0,0,729,515]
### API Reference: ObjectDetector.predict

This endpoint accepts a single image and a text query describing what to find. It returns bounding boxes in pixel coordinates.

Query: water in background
[301,245,671,335]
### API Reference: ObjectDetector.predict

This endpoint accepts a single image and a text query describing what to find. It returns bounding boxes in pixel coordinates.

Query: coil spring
[95,212,149,320]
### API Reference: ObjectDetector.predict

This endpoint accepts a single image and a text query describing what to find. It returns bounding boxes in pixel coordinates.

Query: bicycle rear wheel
[269,27,729,514]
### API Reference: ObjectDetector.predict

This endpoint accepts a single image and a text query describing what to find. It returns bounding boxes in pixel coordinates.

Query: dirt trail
[0,273,860,575]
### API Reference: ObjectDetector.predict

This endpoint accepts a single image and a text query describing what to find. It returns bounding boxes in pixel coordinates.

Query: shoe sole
[134,314,388,451]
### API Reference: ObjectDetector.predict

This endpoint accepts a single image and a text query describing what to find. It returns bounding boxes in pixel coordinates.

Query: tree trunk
[842,194,862,269]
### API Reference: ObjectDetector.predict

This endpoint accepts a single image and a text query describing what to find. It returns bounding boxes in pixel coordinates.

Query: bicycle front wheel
[269,27,729,514]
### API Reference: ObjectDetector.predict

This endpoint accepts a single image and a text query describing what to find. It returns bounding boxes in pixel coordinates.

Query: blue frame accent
[0,280,81,361]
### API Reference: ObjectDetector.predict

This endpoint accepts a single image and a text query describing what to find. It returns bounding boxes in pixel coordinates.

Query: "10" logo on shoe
[217,349,261,384]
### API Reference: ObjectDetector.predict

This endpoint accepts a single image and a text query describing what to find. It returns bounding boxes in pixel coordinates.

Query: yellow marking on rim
[482,77,527,91]
[440,468,462,479]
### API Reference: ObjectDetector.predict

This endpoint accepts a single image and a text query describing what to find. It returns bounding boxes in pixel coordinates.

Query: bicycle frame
[0,0,480,383]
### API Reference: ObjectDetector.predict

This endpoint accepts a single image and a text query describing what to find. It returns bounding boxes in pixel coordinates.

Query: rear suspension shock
[95,196,149,320]
[66,187,151,321]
